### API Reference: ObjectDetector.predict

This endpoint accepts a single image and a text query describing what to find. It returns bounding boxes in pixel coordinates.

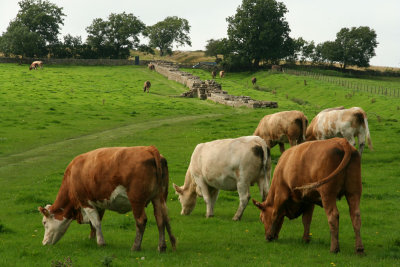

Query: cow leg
[83,207,105,246]
[322,198,340,253]
[89,209,105,239]
[196,180,214,218]
[302,204,314,243]
[257,175,269,201]
[152,198,167,252]
[278,143,285,153]
[233,182,250,221]
[131,202,147,251]
[346,193,364,254]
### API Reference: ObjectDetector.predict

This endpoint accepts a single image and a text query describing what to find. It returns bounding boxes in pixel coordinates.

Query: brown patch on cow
[252,145,264,162]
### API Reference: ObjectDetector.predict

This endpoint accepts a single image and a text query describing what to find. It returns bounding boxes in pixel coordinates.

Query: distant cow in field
[38,146,176,252]
[173,136,271,221]
[254,110,308,154]
[148,63,155,70]
[306,107,373,156]
[219,70,225,78]
[143,80,151,93]
[211,70,216,79]
[253,138,364,254]
[252,77,257,86]
[29,61,43,70]
[271,65,282,72]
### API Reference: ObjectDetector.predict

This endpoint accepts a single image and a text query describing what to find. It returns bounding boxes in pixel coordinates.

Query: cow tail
[364,117,373,151]
[295,139,352,191]
[149,146,162,181]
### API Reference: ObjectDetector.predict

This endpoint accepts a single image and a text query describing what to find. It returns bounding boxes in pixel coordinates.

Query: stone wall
[151,61,278,108]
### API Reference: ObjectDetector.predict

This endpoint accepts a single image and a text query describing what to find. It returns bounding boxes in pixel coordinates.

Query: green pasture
[0,63,399,266]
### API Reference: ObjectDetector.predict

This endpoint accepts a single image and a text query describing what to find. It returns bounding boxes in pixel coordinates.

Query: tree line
[0,0,378,71]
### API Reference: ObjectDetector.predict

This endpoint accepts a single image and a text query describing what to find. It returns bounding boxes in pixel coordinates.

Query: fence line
[283,68,400,98]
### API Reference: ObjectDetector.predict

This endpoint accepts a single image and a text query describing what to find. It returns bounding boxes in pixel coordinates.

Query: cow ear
[252,199,265,211]
[173,183,183,195]
[38,206,50,217]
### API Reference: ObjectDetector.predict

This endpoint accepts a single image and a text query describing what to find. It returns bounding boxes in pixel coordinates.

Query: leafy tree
[334,26,378,69]
[145,16,191,56]
[86,12,145,59]
[319,41,341,65]
[205,39,226,62]
[226,0,292,68]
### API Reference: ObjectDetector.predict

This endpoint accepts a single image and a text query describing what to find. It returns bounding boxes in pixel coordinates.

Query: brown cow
[38,146,176,252]
[148,63,155,70]
[251,77,257,86]
[29,61,43,70]
[143,80,151,93]
[219,70,225,78]
[211,70,216,79]
[271,65,282,72]
[253,138,364,254]
[254,110,308,153]
[306,106,373,156]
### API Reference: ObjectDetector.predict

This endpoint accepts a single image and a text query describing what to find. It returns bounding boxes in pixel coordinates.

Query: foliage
[204,38,228,62]
[86,12,145,59]
[226,0,293,68]
[145,16,191,56]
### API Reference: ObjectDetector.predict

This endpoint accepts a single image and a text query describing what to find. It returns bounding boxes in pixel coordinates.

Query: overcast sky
[1,0,399,67]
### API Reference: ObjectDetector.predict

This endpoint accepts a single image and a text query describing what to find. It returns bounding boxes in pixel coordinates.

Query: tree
[86,12,145,59]
[205,38,230,62]
[334,26,378,69]
[226,0,292,68]
[0,0,65,57]
[145,16,191,56]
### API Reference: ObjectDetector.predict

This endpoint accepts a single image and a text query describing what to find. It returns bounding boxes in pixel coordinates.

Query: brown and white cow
[253,138,364,254]
[251,77,257,86]
[38,146,176,252]
[173,136,271,221]
[29,61,43,70]
[306,106,373,156]
[148,63,155,70]
[211,70,217,79]
[143,80,151,93]
[254,110,308,154]
[219,70,225,78]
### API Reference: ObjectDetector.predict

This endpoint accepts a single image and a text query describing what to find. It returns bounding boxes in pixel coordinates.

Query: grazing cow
[219,70,225,78]
[254,110,308,154]
[306,106,373,156]
[271,65,282,72]
[173,136,271,221]
[29,61,43,70]
[252,77,257,86]
[38,146,176,252]
[211,70,216,79]
[253,138,364,254]
[143,80,151,93]
[148,63,155,70]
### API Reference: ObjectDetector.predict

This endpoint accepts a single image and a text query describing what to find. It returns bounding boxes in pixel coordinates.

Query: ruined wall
[151,61,278,108]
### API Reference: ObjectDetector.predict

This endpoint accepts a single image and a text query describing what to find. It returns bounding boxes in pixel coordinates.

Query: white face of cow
[173,184,197,215]
[39,205,73,245]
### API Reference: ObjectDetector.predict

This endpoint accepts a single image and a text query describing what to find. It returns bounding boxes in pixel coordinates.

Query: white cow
[306,107,373,156]
[173,136,271,221]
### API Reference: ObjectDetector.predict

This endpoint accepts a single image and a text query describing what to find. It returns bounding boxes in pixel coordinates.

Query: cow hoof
[330,248,340,253]
[131,246,141,251]
[158,245,167,253]
[356,248,365,255]
[97,242,106,247]
[232,216,241,221]
[206,214,214,218]
[302,237,311,243]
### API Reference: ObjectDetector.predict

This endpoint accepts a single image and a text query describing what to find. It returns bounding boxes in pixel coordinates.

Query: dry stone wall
[152,61,278,108]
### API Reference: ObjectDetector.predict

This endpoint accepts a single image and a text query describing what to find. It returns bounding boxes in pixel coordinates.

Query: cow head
[38,205,73,245]
[173,183,197,215]
[252,199,277,241]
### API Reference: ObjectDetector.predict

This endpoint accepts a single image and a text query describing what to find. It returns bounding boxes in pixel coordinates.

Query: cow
[173,136,271,221]
[38,146,176,252]
[143,80,151,93]
[254,110,308,154]
[252,77,257,86]
[211,70,217,79]
[271,65,282,72]
[253,138,364,254]
[219,70,225,78]
[29,61,43,70]
[306,106,373,156]
[148,63,155,70]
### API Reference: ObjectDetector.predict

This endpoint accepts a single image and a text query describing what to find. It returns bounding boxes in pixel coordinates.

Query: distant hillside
[130,50,216,64]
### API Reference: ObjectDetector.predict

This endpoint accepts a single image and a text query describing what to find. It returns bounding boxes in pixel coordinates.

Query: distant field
[0,63,399,266]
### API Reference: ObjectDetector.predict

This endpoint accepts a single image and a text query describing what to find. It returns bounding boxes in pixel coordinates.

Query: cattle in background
[148,63,155,70]
[254,110,308,154]
[143,80,151,93]
[306,106,373,156]
[38,146,176,252]
[219,70,225,78]
[29,61,43,70]
[173,136,271,221]
[271,65,282,72]
[211,70,216,79]
[253,138,364,254]
[252,77,257,86]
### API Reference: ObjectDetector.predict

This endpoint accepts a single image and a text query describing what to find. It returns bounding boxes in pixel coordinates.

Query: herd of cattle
[38,104,372,254]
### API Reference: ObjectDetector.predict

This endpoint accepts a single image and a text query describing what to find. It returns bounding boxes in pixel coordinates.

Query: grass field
[0,63,399,266]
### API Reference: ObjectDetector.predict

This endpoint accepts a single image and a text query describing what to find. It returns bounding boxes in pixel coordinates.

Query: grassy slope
[0,64,399,266]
